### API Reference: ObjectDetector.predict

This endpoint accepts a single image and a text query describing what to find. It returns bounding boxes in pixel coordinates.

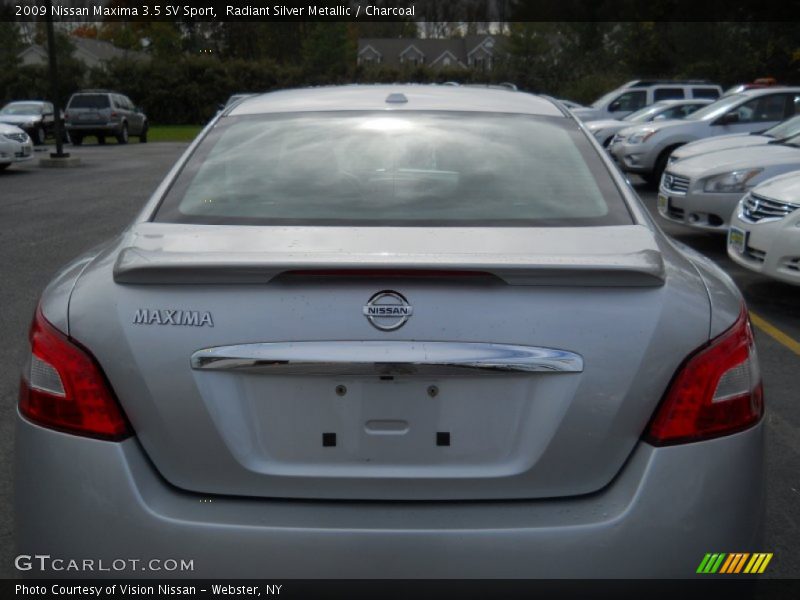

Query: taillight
[645,306,763,446]
[19,307,132,440]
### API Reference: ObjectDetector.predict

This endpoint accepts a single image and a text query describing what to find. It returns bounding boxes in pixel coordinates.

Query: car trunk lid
[67,223,710,500]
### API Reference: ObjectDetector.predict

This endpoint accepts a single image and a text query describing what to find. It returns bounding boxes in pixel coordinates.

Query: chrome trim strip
[191,341,584,376]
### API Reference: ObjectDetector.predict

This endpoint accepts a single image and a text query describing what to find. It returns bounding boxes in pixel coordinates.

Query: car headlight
[626,129,657,144]
[703,169,763,193]
[2,133,28,142]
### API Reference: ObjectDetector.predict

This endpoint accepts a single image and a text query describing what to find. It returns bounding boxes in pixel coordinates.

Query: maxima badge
[363,290,413,331]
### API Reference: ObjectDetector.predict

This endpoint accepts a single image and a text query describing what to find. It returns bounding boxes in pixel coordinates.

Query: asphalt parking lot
[0,142,798,578]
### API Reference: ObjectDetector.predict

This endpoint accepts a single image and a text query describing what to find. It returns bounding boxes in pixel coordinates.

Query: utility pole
[45,0,68,158]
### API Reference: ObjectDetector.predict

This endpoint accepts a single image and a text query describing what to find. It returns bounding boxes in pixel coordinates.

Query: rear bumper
[14,413,765,578]
[66,123,121,135]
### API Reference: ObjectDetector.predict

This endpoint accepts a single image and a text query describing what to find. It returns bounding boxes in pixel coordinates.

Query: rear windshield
[68,94,110,109]
[154,111,632,227]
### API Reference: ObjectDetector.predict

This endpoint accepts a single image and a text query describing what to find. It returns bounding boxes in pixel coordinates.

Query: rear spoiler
[114,248,665,287]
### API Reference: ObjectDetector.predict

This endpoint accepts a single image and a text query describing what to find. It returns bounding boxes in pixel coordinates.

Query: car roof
[654,98,714,106]
[624,80,719,88]
[227,85,565,117]
[4,100,47,105]
[738,86,800,97]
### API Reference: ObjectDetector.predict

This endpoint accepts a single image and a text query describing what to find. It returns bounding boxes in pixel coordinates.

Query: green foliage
[3,22,799,123]
[146,125,203,142]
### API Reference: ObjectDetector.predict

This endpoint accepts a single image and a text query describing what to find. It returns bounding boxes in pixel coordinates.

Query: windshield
[779,133,800,148]
[0,103,42,116]
[764,115,800,139]
[686,94,747,121]
[68,94,110,109]
[591,90,622,109]
[155,111,631,227]
[623,103,669,123]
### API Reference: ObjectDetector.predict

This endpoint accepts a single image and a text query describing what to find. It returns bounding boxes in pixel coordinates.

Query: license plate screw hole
[322,433,337,447]
[335,384,347,396]
[436,432,450,447]
[427,385,439,398]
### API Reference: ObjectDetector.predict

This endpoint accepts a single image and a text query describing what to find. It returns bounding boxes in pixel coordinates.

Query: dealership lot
[0,142,798,577]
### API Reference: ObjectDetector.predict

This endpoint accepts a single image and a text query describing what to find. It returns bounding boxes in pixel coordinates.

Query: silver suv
[573,80,722,122]
[65,90,148,145]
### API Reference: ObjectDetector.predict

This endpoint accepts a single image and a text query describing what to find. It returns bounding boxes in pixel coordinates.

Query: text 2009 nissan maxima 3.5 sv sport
[16,85,765,578]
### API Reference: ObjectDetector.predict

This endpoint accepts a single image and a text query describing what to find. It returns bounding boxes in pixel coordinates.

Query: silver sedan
[16,85,765,578]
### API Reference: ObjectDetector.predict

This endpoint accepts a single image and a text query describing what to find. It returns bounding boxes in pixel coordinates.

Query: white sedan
[0,122,33,170]
[728,171,800,285]
[658,132,800,231]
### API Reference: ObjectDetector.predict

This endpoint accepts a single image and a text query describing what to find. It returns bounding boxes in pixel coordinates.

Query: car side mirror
[716,112,739,125]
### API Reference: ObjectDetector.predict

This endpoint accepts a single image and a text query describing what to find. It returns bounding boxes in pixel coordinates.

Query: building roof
[228,85,563,117]
[72,36,148,62]
[18,36,148,67]
[357,36,503,68]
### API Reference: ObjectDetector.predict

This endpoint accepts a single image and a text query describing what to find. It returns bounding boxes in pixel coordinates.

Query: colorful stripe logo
[697,553,773,574]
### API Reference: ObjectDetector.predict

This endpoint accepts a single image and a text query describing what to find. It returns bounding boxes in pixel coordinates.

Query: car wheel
[139,125,148,143]
[117,123,129,144]
[98,136,106,145]
[653,146,681,187]
[640,173,659,187]
[0,163,9,171]
[71,135,83,146]
[35,126,46,146]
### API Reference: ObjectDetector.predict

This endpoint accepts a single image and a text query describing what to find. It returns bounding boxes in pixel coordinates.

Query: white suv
[610,88,800,184]
[572,80,722,122]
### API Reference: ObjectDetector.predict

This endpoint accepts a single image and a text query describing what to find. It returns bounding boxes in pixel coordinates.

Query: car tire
[653,146,681,187]
[98,136,106,145]
[117,123,129,145]
[139,124,148,143]
[71,134,83,146]
[35,126,46,146]
[0,163,9,171]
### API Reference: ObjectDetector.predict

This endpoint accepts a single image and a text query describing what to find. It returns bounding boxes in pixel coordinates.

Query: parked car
[610,87,800,184]
[572,80,722,122]
[0,123,33,170]
[728,171,800,286]
[585,98,713,147]
[16,85,765,578]
[658,132,800,231]
[669,114,800,165]
[0,100,56,145]
[65,90,148,145]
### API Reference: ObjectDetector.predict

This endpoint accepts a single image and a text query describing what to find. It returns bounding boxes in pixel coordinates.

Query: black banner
[2,0,800,22]
[5,579,800,600]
